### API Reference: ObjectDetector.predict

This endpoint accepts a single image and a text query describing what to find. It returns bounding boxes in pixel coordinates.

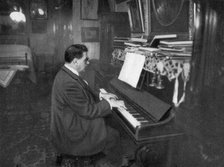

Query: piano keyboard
[117,107,141,128]
[100,88,150,129]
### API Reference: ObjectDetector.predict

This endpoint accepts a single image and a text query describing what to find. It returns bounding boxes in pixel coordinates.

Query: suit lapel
[61,66,94,95]
[61,66,86,88]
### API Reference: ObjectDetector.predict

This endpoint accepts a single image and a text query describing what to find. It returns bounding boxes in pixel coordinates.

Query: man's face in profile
[76,52,89,72]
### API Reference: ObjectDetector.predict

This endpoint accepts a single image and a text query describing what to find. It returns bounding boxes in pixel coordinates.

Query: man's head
[64,44,89,72]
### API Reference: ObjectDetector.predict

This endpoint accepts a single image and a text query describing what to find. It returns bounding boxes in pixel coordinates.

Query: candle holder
[148,72,157,87]
[155,61,165,89]
[155,72,164,89]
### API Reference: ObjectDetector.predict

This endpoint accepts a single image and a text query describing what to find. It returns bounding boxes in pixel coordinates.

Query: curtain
[186,0,219,107]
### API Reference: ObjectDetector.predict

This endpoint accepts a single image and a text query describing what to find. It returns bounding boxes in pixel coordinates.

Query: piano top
[109,77,172,122]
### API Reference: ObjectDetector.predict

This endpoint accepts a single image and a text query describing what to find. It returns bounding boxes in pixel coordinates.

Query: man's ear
[72,58,78,64]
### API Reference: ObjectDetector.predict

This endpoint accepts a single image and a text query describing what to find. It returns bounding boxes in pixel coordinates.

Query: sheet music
[118,52,145,88]
[0,69,16,88]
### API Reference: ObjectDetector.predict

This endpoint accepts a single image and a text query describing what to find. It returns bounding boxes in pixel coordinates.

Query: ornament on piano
[145,53,158,87]
[148,72,157,87]
[155,61,165,89]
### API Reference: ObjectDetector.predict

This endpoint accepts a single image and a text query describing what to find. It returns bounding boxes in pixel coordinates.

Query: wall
[72,0,100,60]
[0,0,146,73]
[30,0,150,72]
[28,0,101,73]
[29,0,56,72]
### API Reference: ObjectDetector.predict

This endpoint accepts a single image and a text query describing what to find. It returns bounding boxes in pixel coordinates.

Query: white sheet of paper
[118,52,145,88]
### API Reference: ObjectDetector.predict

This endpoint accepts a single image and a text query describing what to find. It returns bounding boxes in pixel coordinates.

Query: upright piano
[107,77,184,144]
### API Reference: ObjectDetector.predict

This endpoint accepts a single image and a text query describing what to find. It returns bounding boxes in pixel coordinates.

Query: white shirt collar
[64,63,79,76]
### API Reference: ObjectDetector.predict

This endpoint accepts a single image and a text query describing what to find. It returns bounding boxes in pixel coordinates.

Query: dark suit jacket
[50,66,111,156]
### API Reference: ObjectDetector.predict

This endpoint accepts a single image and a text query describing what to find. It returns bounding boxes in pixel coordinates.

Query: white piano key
[99,88,141,128]
[118,107,141,128]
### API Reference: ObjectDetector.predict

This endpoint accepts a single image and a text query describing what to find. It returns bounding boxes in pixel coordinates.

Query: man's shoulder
[55,70,80,86]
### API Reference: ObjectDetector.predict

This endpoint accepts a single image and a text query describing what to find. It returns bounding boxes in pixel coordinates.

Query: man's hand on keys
[110,98,127,110]
[100,92,118,101]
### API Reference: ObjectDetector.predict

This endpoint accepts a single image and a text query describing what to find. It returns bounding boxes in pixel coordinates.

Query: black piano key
[130,112,140,115]
[137,116,146,119]
[127,108,135,111]
[114,93,152,125]
[136,118,146,121]
[132,115,144,118]
[128,109,140,113]
[126,106,135,111]
[140,121,150,125]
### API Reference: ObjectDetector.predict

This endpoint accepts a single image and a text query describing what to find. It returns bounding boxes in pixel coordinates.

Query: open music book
[118,52,145,88]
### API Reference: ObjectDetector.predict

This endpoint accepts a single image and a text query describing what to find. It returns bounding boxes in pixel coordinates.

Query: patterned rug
[0,79,57,167]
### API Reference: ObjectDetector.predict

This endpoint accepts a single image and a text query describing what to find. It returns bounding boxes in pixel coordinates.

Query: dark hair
[64,44,88,63]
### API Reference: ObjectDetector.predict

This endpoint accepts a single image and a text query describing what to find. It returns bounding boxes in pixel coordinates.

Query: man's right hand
[109,99,127,110]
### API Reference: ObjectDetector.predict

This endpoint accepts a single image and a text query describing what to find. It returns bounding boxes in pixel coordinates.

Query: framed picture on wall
[80,0,98,20]
[31,20,47,33]
[148,0,190,38]
[128,0,145,33]
[81,27,99,42]
[30,0,48,19]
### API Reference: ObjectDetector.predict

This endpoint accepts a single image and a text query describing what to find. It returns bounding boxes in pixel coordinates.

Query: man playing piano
[50,44,127,167]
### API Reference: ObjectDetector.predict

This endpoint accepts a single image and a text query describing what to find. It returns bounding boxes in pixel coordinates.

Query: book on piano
[124,42,142,47]
[159,40,193,46]
[138,46,159,52]
[148,34,177,48]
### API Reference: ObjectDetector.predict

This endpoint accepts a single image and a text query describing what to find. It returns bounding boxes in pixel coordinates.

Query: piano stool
[56,152,105,167]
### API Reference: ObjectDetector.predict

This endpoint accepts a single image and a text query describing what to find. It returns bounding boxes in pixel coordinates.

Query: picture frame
[81,27,99,42]
[31,20,47,33]
[128,0,145,33]
[148,0,191,38]
[30,0,48,19]
[80,0,98,20]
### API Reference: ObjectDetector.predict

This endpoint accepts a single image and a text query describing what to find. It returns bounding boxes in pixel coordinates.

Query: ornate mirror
[149,0,191,37]
[152,0,185,26]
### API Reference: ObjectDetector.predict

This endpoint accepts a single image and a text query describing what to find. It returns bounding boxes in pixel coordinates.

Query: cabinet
[99,12,130,72]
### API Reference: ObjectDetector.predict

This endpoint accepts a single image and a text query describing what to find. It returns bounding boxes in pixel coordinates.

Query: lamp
[10,10,26,22]
[0,0,26,23]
